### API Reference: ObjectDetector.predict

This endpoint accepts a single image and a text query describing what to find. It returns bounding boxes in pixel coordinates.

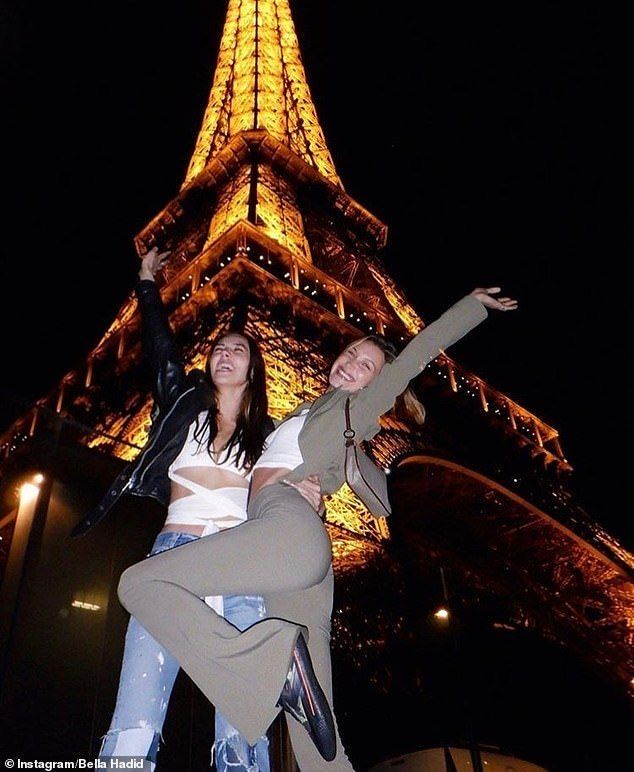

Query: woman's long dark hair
[357,334,426,425]
[192,331,270,472]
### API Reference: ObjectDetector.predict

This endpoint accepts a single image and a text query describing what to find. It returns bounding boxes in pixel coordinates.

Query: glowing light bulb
[19,483,40,503]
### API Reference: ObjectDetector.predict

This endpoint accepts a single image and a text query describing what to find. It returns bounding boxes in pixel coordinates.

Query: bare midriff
[160,466,249,537]
[250,466,292,504]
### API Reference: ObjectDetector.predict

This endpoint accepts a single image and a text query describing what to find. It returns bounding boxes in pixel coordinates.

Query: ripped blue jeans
[100,531,270,771]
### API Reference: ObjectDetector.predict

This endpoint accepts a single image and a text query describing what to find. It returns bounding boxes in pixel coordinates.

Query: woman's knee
[118,561,149,608]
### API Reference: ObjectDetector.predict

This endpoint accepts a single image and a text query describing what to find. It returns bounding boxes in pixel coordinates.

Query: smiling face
[328,339,387,392]
[208,333,251,390]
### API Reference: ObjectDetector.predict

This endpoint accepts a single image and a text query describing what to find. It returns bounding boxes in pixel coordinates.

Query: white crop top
[165,413,251,544]
[168,412,250,481]
[252,409,309,472]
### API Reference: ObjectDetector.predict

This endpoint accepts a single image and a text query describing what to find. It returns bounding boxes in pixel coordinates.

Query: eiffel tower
[1,0,632,767]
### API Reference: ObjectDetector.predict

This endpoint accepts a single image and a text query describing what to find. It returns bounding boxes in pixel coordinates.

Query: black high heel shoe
[277,632,337,761]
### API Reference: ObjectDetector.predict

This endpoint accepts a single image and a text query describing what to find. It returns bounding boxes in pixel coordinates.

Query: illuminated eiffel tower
[1,0,632,766]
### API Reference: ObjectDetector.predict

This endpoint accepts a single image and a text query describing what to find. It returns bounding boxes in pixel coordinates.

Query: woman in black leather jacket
[75,248,321,772]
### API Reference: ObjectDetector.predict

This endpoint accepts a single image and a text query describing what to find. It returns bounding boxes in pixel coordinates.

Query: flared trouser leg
[117,484,333,746]
[265,569,355,771]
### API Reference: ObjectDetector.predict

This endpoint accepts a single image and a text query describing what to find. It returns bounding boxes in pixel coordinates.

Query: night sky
[1,2,625,544]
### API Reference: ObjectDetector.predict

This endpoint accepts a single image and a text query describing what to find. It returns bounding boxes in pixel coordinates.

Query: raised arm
[135,248,186,410]
[352,287,517,426]
[469,286,518,313]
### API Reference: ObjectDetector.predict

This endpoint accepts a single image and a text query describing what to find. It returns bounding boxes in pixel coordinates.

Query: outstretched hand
[470,286,518,312]
[139,247,171,281]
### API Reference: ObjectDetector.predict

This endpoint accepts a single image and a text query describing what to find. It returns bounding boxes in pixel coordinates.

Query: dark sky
[1,2,626,543]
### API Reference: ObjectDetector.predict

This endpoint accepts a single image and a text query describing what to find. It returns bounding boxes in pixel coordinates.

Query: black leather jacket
[71,280,214,537]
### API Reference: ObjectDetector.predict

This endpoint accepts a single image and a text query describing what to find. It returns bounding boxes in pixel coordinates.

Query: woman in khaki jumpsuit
[118,286,517,770]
